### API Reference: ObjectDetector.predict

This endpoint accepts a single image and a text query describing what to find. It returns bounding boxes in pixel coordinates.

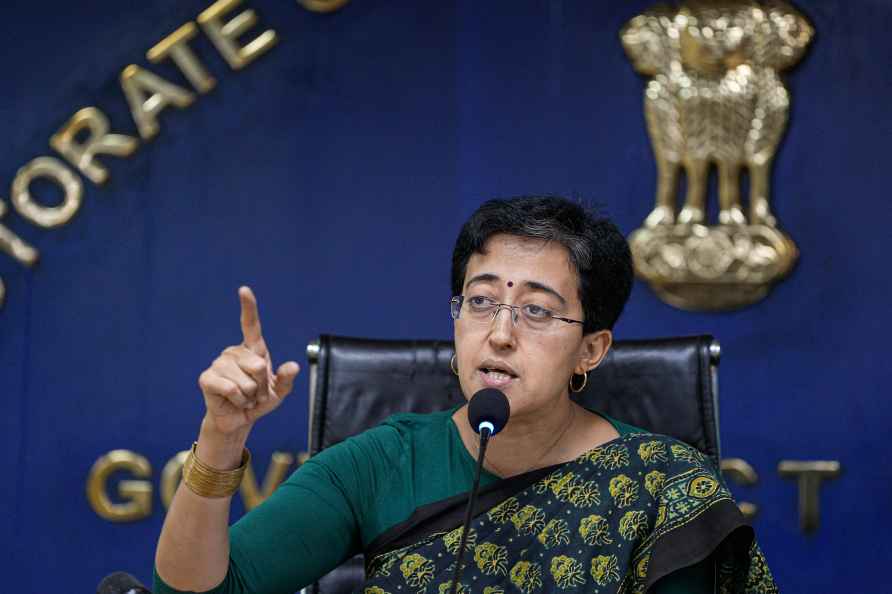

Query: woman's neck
[453,399,619,478]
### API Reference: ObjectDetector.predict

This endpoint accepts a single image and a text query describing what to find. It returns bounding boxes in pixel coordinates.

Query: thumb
[273,361,300,399]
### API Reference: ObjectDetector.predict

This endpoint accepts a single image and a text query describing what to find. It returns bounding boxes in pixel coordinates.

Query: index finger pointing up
[239,286,264,348]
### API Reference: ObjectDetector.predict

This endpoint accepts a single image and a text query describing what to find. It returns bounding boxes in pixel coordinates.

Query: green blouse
[154,408,711,593]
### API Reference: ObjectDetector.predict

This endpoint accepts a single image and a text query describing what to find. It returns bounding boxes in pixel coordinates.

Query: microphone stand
[448,424,492,594]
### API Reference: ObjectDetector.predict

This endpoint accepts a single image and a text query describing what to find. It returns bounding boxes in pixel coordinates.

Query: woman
[154,196,776,594]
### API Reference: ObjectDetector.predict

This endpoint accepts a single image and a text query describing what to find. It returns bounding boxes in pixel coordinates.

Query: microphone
[97,572,152,594]
[468,387,511,437]
[449,388,510,594]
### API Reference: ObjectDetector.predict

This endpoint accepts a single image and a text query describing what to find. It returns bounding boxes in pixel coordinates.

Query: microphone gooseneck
[449,388,510,594]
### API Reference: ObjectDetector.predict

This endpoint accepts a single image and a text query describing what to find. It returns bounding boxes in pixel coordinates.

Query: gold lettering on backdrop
[720,458,759,520]
[0,199,39,308]
[49,107,140,185]
[298,0,351,13]
[0,0,289,310]
[621,1,813,310]
[87,449,299,519]
[120,65,196,140]
[86,450,153,522]
[0,200,39,266]
[160,450,190,509]
[198,0,278,71]
[11,157,84,228]
[778,460,841,534]
[240,451,294,510]
[85,450,844,532]
[147,23,217,94]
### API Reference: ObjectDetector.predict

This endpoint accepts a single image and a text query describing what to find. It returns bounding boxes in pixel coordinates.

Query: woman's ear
[576,330,613,374]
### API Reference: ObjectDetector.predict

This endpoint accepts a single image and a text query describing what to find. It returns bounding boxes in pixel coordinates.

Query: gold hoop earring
[569,371,588,393]
[450,354,459,376]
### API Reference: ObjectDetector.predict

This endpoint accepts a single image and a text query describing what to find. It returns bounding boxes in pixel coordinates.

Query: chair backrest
[302,334,721,594]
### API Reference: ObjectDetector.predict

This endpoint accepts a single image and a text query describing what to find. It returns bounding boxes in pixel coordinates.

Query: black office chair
[302,334,722,594]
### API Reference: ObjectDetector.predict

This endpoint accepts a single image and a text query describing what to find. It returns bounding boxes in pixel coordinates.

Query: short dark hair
[450,196,633,333]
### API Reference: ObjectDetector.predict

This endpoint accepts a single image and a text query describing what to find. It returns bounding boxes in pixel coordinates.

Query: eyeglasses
[450,295,584,333]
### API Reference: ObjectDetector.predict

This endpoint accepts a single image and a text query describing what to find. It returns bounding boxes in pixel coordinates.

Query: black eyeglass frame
[449,295,585,328]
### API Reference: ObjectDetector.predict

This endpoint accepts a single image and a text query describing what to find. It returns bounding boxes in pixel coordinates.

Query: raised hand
[198,286,300,436]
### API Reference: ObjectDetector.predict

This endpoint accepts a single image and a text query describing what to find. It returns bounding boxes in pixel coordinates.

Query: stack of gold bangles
[182,441,251,498]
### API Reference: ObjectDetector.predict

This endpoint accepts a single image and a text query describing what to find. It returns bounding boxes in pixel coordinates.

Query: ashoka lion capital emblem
[622,0,813,310]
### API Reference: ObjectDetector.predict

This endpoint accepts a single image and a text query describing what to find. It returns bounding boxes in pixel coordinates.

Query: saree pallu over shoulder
[361,433,778,594]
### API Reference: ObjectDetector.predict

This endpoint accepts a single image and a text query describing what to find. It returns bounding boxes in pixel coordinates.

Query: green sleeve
[650,556,714,594]
[153,425,406,594]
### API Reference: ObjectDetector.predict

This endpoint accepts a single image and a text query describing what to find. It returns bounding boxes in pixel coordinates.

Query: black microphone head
[468,388,510,436]
[97,572,152,594]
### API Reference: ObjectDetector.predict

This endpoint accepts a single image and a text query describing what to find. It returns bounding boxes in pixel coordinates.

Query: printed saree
[360,433,777,594]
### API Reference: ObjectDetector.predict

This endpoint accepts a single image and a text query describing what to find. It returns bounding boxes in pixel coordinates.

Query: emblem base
[629,223,799,311]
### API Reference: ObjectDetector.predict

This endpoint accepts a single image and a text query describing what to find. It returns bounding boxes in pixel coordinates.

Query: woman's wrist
[197,416,252,470]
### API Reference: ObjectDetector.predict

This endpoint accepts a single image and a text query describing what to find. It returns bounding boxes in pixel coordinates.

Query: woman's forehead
[464,235,578,293]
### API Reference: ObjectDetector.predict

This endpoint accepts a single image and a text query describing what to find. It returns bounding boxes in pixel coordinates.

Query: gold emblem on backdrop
[621,0,813,310]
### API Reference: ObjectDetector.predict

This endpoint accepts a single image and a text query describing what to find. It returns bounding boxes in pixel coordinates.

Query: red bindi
[507,281,514,287]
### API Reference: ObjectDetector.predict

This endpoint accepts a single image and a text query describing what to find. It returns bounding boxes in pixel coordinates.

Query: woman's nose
[488,307,517,348]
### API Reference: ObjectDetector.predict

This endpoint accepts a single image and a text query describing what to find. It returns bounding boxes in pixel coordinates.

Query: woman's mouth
[479,366,518,388]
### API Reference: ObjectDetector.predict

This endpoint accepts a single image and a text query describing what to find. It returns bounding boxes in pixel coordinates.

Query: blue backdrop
[1,0,890,592]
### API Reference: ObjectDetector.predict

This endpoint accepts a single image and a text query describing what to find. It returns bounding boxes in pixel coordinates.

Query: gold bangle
[182,441,250,498]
